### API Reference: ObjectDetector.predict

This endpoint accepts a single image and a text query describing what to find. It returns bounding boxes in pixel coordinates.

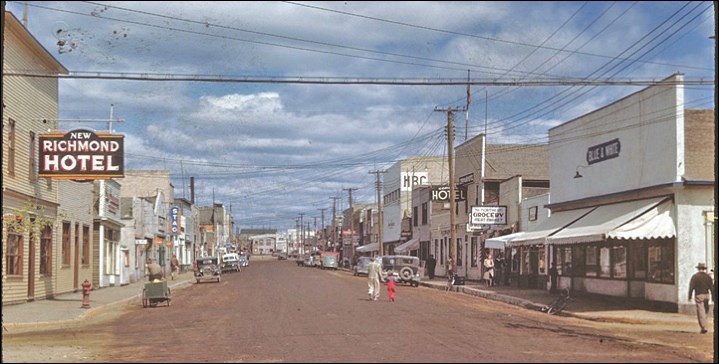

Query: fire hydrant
[81,279,92,309]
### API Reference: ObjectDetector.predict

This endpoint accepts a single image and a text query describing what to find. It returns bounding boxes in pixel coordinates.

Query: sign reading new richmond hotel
[39,129,124,180]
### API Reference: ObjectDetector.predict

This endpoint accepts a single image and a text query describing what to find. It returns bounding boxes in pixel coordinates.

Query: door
[74,223,80,290]
[527,247,539,288]
[27,226,36,301]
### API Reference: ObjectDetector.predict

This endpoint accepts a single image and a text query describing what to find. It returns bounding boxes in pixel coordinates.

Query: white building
[506,74,715,313]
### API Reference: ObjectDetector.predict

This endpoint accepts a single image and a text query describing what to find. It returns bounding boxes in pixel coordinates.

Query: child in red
[386,271,397,302]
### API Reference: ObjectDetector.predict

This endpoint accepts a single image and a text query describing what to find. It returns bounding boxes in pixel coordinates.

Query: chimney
[190,177,195,204]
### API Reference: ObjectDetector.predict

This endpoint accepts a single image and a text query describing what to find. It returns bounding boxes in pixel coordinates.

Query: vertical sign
[170,206,180,236]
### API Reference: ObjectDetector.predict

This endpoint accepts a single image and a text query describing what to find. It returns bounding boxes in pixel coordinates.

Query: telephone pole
[369,170,385,255]
[343,187,358,260]
[435,105,466,276]
[330,196,341,251]
[317,208,327,248]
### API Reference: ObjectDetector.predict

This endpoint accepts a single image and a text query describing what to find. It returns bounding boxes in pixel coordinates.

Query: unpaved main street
[2,259,714,362]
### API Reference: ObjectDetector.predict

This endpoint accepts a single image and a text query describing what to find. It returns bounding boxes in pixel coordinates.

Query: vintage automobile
[381,255,423,287]
[195,256,221,283]
[221,253,241,273]
[321,251,339,270]
[352,256,374,276]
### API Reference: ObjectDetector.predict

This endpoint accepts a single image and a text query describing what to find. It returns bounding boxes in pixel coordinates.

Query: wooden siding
[57,181,95,295]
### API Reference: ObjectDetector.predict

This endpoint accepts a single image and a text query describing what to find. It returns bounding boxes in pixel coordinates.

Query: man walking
[170,254,180,280]
[688,262,715,334]
[367,257,384,301]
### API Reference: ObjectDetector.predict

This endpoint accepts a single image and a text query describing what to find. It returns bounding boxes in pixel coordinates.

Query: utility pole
[295,217,301,255]
[343,187,358,261]
[318,208,327,249]
[369,170,385,255]
[299,213,305,253]
[330,196,341,252]
[313,216,318,246]
[435,105,466,276]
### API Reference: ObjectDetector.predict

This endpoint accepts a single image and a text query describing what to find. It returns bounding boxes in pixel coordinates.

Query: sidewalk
[1,268,707,335]
[2,271,196,334]
[419,277,707,329]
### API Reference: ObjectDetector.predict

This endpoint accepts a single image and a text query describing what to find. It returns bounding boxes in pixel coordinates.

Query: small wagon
[142,280,171,307]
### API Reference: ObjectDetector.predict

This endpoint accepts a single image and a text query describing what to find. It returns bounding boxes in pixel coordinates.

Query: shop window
[522,249,530,274]
[611,245,627,279]
[599,246,611,278]
[40,225,52,276]
[629,241,646,279]
[584,245,598,277]
[511,248,519,273]
[6,225,23,276]
[561,247,572,276]
[648,239,675,284]
[572,246,585,276]
[538,247,546,275]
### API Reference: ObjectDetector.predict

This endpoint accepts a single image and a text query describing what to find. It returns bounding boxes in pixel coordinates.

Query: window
[29,131,37,183]
[599,246,611,278]
[538,248,546,275]
[104,228,118,275]
[561,247,572,276]
[6,225,23,275]
[62,222,71,266]
[521,248,530,274]
[7,118,16,176]
[413,206,418,227]
[421,202,428,225]
[611,245,627,279]
[629,241,646,279]
[511,248,519,273]
[40,225,52,275]
[82,225,90,266]
[648,239,675,284]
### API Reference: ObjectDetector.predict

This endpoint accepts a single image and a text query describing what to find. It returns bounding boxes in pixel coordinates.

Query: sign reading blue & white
[586,138,620,165]
[170,206,180,236]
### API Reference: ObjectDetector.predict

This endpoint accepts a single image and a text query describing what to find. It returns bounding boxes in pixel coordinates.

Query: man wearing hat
[688,262,715,334]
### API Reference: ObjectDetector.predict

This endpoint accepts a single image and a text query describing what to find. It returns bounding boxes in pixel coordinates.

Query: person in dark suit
[426,255,437,280]
[688,262,715,334]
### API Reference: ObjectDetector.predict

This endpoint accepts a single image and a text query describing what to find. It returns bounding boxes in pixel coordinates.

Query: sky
[4,1,715,232]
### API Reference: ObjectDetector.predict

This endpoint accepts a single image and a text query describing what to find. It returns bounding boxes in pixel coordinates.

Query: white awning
[548,197,672,245]
[506,207,595,247]
[356,242,379,253]
[485,232,525,250]
[395,238,420,253]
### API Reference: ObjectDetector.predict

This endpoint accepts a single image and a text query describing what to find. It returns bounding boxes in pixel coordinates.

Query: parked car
[221,253,241,273]
[195,256,221,283]
[381,255,423,287]
[321,251,339,270]
[302,254,313,267]
[352,256,374,276]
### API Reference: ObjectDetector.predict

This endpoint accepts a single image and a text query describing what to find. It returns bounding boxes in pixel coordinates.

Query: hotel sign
[39,129,124,180]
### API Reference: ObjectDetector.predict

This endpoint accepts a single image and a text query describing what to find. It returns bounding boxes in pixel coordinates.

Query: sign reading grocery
[39,129,124,180]
[471,206,507,225]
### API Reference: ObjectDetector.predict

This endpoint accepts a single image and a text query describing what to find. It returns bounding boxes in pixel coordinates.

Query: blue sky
[5,1,715,231]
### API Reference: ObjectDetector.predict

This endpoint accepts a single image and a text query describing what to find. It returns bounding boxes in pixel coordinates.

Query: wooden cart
[142,280,171,308]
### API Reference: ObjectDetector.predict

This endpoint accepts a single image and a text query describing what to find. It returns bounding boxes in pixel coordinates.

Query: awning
[394,238,420,253]
[485,232,525,250]
[356,242,379,253]
[506,207,595,247]
[548,196,672,245]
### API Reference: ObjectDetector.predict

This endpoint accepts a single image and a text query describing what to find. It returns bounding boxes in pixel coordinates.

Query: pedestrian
[549,262,559,294]
[688,262,715,334]
[446,256,454,278]
[146,258,164,282]
[367,256,384,301]
[427,255,437,280]
[170,254,180,280]
[386,271,397,302]
[483,253,494,287]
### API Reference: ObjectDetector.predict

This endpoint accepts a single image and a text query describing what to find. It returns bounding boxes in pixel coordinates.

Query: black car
[195,257,221,283]
[381,255,423,287]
